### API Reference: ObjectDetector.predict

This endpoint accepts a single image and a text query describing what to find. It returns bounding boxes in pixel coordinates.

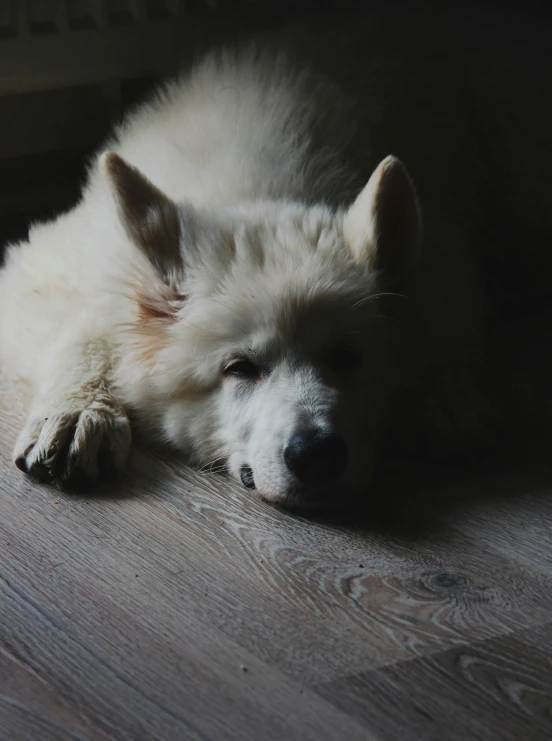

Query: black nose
[284,430,348,487]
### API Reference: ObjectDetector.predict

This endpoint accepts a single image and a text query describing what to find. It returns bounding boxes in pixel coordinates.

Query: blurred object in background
[1,0,549,251]
[0,0,285,250]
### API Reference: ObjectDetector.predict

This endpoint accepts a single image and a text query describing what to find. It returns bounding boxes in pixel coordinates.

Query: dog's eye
[223,358,260,380]
[326,343,362,373]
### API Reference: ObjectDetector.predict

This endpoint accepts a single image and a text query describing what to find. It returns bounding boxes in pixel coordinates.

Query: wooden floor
[1,378,552,741]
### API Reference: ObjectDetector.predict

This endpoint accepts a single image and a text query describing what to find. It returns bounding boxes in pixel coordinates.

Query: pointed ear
[100,151,182,281]
[344,156,420,290]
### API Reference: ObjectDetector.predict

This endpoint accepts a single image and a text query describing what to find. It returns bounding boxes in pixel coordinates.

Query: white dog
[1,10,550,507]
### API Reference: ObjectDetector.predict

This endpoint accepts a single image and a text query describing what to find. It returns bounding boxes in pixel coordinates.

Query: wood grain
[2,372,552,740]
[418,467,552,575]
[316,624,552,741]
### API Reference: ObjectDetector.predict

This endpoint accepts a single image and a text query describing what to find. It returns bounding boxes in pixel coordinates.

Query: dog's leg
[13,334,130,486]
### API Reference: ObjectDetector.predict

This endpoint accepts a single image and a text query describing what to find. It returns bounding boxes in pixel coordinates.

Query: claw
[14,406,131,488]
[14,455,28,473]
[28,460,56,484]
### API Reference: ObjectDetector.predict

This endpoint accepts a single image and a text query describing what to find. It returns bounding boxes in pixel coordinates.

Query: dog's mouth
[237,429,351,509]
[239,463,342,511]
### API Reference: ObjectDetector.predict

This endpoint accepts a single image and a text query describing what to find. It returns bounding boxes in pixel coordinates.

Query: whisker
[350,292,411,311]
[368,314,401,327]
[198,455,228,474]
[202,466,227,475]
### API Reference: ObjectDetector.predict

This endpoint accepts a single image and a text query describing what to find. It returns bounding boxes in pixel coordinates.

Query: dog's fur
[1,7,551,507]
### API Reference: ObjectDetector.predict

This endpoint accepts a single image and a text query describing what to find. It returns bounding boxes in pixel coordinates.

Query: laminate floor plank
[415,467,552,575]
[2,375,552,740]
[123,453,552,681]
[315,623,552,741]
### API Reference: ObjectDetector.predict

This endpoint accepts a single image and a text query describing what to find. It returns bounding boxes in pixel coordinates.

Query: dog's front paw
[14,400,131,487]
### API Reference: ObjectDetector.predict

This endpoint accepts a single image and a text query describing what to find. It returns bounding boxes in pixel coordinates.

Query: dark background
[0,0,550,254]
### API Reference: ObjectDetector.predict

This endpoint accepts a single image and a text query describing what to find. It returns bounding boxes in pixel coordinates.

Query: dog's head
[101,152,419,508]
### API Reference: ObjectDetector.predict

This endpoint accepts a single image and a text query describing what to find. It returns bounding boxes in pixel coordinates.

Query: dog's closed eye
[223,357,260,380]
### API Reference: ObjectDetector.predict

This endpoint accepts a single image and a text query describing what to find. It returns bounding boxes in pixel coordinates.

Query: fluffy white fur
[1,10,551,506]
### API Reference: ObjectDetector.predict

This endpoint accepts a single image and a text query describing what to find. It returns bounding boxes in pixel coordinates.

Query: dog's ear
[344,156,420,289]
[100,151,182,282]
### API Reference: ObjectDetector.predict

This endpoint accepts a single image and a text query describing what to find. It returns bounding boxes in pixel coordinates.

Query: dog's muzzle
[238,429,348,506]
[284,429,348,488]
